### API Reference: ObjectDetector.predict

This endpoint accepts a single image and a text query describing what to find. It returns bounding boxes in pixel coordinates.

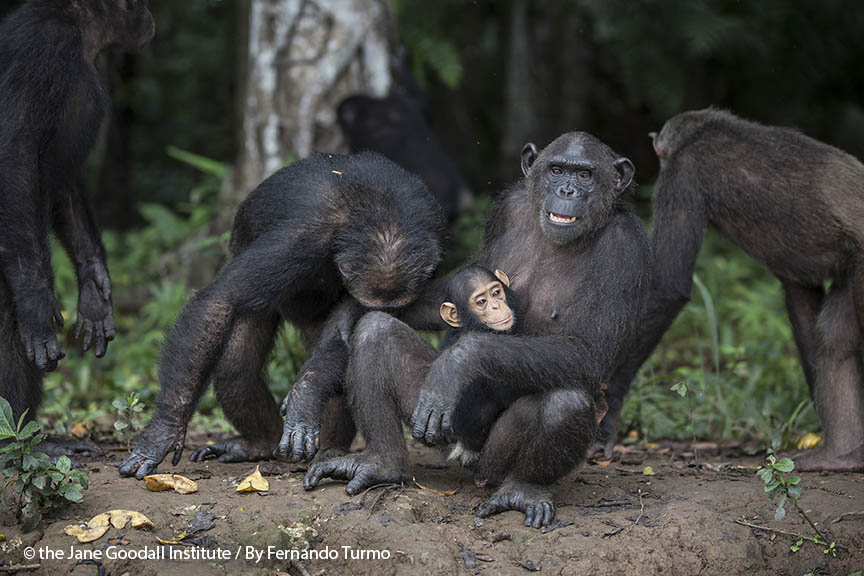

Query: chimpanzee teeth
[548,212,577,223]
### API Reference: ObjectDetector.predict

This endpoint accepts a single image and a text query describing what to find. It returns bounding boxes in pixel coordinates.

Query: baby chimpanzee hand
[16,291,65,371]
[75,260,115,357]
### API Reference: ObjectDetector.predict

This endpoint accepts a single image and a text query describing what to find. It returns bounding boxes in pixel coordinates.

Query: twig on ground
[733,519,847,551]
[0,565,41,573]
[832,510,864,524]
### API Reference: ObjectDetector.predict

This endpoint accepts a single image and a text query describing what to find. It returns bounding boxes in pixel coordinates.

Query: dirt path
[2,437,862,575]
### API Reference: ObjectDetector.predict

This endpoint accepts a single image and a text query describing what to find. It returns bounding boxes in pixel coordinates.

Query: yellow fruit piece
[64,510,154,543]
[156,537,184,545]
[236,465,269,493]
[797,433,822,451]
[145,474,199,494]
[642,466,656,476]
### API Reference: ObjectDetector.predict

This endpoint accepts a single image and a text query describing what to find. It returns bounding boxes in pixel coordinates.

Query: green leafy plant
[113,392,145,450]
[756,455,836,556]
[0,397,90,532]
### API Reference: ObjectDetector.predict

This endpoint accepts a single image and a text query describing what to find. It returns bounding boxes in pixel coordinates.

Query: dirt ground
[2,434,863,576]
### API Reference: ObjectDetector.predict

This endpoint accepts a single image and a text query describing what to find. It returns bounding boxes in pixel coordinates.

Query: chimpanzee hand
[118,416,187,479]
[411,355,465,444]
[75,260,115,357]
[274,385,321,462]
[16,291,66,372]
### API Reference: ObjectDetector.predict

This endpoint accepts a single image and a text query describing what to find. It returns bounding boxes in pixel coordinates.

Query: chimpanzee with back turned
[303,132,651,528]
[599,109,864,472]
[119,152,446,479]
[0,0,154,453]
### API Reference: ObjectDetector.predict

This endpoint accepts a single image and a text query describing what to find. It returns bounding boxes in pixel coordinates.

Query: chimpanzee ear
[521,143,539,177]
[440,302,462,328]
[494,269,511,287]
[613,157,635,193]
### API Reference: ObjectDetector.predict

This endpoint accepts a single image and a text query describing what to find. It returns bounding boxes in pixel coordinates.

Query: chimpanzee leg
[795,283,864,471]
[476,389,597,528]
[783,280,824,395]
[0,278,43,427]
[304,311,435,494]
[189,313,282,463]
[311,396,357,463]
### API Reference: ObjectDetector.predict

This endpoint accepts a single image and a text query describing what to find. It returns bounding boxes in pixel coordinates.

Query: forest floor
[2,433,863,576]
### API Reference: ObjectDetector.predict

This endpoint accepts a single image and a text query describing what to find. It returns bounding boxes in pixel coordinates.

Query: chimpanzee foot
[476,480,556,529]
[303,453,405,495]
[787,445,864,472]
[189,437,275,463]
[118,420,187,479]
[588,415,617,460]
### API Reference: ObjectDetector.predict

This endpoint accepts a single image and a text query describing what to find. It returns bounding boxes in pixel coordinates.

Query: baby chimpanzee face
[440,267,514,333]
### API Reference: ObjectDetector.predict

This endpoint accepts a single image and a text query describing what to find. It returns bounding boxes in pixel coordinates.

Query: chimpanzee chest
[281,264,344,324]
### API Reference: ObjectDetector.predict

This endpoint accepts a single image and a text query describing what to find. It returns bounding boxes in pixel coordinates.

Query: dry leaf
[797,433,822,451]
[70,421,92,438]
[236,465,269,493]
[145,474,198,494]
[156,536,184,545]
[412,476,457,496]
[642,466,656,476]
[64,510,153,543]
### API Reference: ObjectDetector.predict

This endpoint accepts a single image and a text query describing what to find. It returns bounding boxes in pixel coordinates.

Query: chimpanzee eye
[550,166,563,176]
[476,298,487,308]
[578,170,592,180]
[491,288,500,297]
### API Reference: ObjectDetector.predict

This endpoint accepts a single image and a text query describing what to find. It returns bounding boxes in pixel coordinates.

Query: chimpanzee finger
[304,432,318,461]
[476,496,506,518]
[276,433,293,457]
[135,459,159,480]
[411,405,432,440]
[541,502,555,526]
[304,460,338,490]
[346,469,372,496]
[441,411,453,438]
[171,442,185,466]
[52,300,64,328]
[46,338,61,361]
[100,274,111,301]
[35,342,47,370]
[524,505,536,528]
[104,315,116,341]
[23,337,35,363]
[424,411,442,444]
[82,320,94,351]
[290,427,306,462]
[74,315,83,339]
[94,325,107,358]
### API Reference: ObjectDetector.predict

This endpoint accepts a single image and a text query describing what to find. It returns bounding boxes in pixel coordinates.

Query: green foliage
[113,392,145,451]
[0,398,90,532]
[396,0,464,88]
[757,454,801,522]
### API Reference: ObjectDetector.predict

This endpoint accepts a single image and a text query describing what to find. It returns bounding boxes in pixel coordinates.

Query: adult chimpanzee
[598,109,864,472]
[0,0,154,445]
[304,133,652,528]
[119,152,445,479]
[338,93,472,224]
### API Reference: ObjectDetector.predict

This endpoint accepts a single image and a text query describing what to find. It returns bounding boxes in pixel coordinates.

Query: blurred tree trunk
[215,0,396,235]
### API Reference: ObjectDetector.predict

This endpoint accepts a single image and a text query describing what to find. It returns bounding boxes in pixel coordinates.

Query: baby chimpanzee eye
[492,288,500,297]
[476,298,487,308]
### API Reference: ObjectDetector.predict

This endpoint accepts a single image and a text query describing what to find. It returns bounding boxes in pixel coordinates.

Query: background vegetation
[4,0,863,449]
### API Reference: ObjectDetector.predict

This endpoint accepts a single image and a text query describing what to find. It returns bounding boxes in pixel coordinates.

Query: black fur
[601,109,864,472]
[338,93,472,224]
[119,152,446,478]
[0,0,153,435]
[304,133,652,528]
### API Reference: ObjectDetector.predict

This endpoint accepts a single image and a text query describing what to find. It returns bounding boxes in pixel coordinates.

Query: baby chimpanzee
[440,266,515,348]
[440,265,607,469]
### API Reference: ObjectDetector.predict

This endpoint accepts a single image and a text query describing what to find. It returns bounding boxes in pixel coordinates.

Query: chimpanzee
[119,152,446,479]
[303,132,652,528]
[599,109,864,472]
[338,93,472,224]
[0,0,154,447]
[440,266,515,347]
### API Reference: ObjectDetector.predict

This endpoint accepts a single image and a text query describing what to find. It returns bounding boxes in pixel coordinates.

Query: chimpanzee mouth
[491,316,513,326]
[547,212,579,224]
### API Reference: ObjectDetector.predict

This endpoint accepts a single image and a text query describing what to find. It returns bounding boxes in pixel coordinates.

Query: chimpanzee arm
[120,228,331,478]
[277,298,365,461]
[0,145,65,371]
[53,177,115,357]
[396,275,449,330]
[599,157,708,449]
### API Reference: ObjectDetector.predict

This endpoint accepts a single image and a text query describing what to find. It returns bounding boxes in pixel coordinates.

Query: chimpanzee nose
[556,187,576,198]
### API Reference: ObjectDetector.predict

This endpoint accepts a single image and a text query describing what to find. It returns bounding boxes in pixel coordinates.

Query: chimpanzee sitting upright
[440,266,516,348]
[304,133,651,528]
[0,0,154,446]
[119,152,445,479]
[600,109,864,472]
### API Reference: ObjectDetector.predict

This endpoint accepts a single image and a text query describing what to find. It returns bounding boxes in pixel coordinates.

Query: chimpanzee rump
[119,152,446,478]
[600,109,864,472]
[0,0,154,450]
[304,133,652,528]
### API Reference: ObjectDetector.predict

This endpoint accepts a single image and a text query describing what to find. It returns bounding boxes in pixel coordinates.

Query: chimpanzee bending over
[599,109,864,472]
[304,133,652,528]
[0,0,154,447]
[119,152,445,479]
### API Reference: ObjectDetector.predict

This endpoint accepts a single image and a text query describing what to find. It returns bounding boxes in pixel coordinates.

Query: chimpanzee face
[335,221,441,311]
[87,0,155,53]
[440,268,515,332]
[521,133,635,245]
